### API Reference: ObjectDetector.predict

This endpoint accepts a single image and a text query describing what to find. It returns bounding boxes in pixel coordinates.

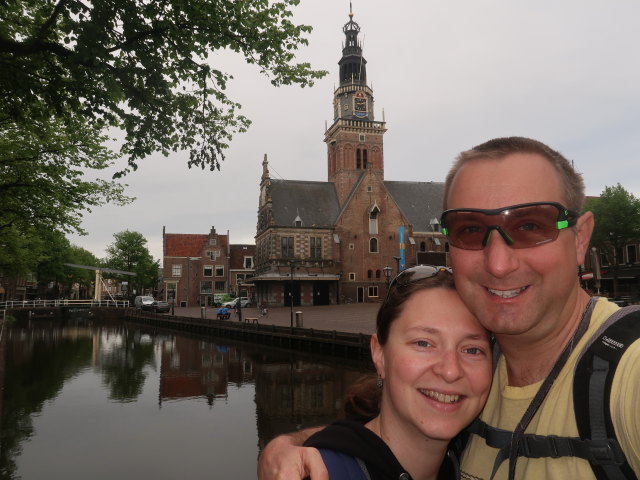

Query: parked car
[134,295,155,310]
[151,300,170,313]
[222,297,252,308]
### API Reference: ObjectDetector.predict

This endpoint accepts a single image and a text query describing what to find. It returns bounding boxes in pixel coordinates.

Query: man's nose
[483,226,519,278]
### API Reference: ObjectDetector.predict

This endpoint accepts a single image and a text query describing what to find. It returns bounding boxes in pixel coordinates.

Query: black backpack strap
[467,418,623,463]
[573,304,640,480]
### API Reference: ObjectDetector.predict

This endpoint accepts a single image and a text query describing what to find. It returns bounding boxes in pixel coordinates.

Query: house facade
[250,10,447,307]
[162,226,255,307]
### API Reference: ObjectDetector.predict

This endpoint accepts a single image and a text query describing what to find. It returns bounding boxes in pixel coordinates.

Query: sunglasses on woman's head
[440,202,579,251]
[384,265,453,304]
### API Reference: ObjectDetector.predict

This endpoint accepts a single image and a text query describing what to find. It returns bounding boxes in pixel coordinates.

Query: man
[258,137,640,479]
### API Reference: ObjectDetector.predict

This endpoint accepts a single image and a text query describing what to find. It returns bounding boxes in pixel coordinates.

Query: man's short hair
[443,137,586,211]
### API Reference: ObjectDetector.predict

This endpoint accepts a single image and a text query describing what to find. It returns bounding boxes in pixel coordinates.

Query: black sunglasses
[384,265,453,304]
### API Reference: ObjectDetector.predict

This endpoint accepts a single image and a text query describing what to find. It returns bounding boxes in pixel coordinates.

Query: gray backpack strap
[573,303,640,480]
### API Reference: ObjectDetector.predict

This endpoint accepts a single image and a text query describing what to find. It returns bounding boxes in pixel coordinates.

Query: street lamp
[383,266,393,286]
[393,256,401,275]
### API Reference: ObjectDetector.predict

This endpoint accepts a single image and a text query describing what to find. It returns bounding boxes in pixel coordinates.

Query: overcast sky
[68,0,640,265]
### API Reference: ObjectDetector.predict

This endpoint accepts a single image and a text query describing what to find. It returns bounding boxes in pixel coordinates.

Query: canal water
[0,312,373,479]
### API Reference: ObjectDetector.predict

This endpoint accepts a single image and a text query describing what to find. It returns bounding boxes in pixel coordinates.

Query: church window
[376,269,381,279]
[369,238,378,253]
[281,236,295,258]
[310,237,322,259]
[363,149,368,169]
[356,149,361,169]
[369,206,379,234]
[367,269,372,279]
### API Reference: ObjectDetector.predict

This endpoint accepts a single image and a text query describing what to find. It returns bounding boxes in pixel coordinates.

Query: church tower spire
[325,6,386,205]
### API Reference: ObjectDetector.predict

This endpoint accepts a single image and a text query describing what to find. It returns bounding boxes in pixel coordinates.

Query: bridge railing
[0,299,130,309]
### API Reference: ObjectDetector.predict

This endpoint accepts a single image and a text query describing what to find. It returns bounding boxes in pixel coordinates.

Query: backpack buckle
[520,434,562,458]
[589,439,626,465]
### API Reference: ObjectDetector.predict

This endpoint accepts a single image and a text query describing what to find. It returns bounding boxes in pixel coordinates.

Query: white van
[134,296,155,310]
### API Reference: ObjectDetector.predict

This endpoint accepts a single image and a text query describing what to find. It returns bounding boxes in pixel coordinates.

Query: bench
[244,317,259,324]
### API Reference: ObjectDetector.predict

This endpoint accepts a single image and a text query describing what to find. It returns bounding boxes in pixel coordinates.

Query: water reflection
[0,313,372,479]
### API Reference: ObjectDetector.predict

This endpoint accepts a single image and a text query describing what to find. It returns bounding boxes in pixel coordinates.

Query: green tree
[1,0,326,174]
[104,230,159,295]
[0,224,46,276]
[583,184,640,297]
[35,230,72,298]
[0,115,132,273]
[65,245,101,297]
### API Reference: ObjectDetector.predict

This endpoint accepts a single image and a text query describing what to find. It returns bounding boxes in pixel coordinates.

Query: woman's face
[372,287,492,443]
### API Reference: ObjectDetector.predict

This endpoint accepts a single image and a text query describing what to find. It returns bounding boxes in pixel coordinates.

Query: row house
[162,226,255,307]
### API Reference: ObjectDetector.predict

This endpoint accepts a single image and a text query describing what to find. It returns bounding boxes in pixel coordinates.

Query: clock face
[354,96,367,118]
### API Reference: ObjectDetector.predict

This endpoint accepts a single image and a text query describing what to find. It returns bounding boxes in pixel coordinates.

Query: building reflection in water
[157,333,370,445]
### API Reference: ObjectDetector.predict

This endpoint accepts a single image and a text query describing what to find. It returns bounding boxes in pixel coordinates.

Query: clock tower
[325,6,386,205]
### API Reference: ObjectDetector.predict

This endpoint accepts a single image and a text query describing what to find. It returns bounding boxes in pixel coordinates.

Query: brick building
[251,10,446,307]
[162,226,255,307]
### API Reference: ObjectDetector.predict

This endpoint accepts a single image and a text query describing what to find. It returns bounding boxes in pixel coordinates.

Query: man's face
[445,153,591,340]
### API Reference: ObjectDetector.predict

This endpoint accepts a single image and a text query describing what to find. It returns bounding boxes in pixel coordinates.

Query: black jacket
[304,419,459,480]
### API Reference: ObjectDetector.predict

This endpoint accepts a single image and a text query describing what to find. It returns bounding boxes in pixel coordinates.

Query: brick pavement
[173,302,380,334]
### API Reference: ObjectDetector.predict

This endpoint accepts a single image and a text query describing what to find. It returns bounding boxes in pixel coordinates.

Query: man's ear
[370,334,385,378]
[575,211,595,265]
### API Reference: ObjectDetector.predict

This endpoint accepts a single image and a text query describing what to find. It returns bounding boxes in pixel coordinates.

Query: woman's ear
[370,334,385,378]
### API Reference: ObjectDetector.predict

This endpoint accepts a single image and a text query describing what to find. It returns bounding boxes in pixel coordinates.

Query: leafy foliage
[104,230,159,295]
[0,0,327,174]
[583,184,640,296]
[584,184,640,258]
[0,116,131,275]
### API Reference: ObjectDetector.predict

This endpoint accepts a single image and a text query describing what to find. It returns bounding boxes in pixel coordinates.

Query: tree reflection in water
[0,311,372,479]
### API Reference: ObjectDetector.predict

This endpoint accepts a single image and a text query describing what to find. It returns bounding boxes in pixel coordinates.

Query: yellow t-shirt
[460,298,640,479]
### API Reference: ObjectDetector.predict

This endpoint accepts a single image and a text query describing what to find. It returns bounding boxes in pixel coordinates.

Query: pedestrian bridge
[1,299,130,309]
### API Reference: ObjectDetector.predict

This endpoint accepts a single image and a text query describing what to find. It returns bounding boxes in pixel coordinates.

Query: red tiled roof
[164,234,208,257]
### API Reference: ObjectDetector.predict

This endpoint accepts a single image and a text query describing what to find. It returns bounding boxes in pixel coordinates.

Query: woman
[303,266,492,480]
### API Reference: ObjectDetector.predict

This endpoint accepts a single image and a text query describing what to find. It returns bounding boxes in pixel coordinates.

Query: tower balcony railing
[333,83,373,96]
[325,118,386,136]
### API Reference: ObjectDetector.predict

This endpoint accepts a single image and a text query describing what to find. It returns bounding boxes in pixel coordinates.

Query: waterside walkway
[173,303,380,334]
[126,303,381,359]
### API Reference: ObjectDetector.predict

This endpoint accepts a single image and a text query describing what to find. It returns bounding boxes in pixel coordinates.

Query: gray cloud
[68,0,640,263]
